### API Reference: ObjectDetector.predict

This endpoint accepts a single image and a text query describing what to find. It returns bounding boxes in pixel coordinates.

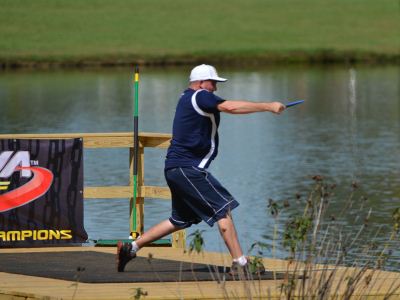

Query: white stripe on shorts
[191,166,230,203]
[179,167,216,213]
[206,200,236,223]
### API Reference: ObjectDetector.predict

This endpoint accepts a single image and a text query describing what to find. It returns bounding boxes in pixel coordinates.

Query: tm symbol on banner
[30,160,39,166]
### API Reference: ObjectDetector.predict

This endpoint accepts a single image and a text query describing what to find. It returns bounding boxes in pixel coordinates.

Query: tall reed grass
[180,176,400,299]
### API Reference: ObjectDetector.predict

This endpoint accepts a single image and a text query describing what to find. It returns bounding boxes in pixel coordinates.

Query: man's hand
[269,102,286,114]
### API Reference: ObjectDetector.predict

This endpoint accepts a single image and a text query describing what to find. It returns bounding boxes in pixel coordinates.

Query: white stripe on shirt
[191,89,217,169]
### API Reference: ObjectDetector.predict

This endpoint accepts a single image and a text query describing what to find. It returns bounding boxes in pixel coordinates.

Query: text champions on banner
[0,139,87,247]
[0,229,72,241]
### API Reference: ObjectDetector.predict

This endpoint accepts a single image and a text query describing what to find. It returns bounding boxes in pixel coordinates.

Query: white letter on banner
[0,151,31,178]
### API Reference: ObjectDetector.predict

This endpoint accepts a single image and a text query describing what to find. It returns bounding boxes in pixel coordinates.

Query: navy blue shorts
[164,166,239,228]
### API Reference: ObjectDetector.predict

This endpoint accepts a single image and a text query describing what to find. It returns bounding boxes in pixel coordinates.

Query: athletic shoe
[117,241,137,272]
[229,261,266,280]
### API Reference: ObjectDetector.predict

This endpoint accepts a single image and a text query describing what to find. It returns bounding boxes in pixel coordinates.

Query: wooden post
[172,230,186,249]
[129,146,144,235]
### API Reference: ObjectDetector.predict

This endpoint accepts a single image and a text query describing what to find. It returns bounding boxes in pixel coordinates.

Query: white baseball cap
[189,64,228,82]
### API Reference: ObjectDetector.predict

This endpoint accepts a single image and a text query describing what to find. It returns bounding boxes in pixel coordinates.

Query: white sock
[233,255,247,266]
[131,241,139,253]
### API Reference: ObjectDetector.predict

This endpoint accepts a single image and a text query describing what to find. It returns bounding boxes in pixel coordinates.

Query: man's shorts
[164,166,239,228]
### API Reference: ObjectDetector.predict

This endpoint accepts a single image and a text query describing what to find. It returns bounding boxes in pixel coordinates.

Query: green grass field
[0,0,399,67]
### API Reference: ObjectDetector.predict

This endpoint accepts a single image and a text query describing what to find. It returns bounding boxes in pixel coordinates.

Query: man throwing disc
[117,64,285,274]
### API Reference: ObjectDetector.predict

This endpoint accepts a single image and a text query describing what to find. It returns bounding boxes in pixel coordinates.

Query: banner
[0,139,87,247]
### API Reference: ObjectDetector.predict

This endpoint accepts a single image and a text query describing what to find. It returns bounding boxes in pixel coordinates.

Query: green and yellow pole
[95,67,175,246]
[131,66,140,239]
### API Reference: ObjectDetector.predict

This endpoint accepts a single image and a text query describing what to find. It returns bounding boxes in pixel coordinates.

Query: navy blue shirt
[165,89,225,170]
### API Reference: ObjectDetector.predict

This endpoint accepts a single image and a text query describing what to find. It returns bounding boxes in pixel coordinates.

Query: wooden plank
[0,132,171,149]
[0,132,171,139]
[84,186,171,199]
[140,135,171,149]
[142,186,171,199]
[84,186,132,199]
[83,135,133,148]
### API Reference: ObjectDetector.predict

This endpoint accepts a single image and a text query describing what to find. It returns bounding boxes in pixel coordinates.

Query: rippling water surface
[1,65,399,270]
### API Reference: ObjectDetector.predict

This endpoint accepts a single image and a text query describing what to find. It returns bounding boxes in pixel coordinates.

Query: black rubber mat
[0,251,284,283]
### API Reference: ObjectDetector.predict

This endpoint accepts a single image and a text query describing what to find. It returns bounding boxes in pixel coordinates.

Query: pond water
[1,65,399,270]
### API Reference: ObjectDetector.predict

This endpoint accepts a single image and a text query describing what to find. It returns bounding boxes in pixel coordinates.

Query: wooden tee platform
[0,247,399,300]
[0,132,186,248]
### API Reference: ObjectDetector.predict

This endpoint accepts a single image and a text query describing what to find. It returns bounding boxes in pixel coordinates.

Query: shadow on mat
[0,251,287,283]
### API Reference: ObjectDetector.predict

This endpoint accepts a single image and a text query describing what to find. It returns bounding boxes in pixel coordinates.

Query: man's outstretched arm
[217,100,285,114]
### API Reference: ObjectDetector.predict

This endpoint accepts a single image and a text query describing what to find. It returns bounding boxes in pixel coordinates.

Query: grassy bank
[0,0,399,68]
